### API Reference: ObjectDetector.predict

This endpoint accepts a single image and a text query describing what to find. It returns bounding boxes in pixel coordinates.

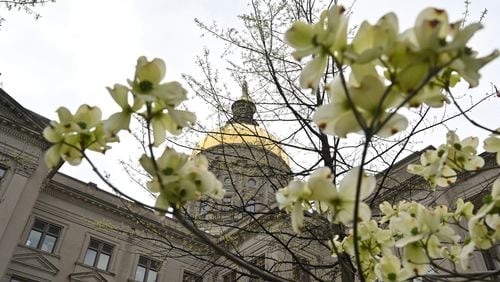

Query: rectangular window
[292,257,311,282]
[134,256,160,282]
[25,219,61,253]
[182,270,202,282]
[222,271,236,282]
[248,255,265,282]
[0,166,6,179]
[83,238,113,271]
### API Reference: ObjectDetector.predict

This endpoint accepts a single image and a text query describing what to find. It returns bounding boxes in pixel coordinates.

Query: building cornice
[43,176,207,249]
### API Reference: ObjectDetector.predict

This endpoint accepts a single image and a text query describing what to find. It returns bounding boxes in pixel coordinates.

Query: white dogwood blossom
[484,128,500,165]
[289,5,497,143]
[277,167,375,232]
[382,201,461,275]
[407,147,456,188]
[104,83,143,139]
[344,12,398,64]
[128,56,188,106]
[313,73,407,138]
[140,148,224,210]
[275,179,313,233]
[341,220,394,280]
[122,56,196,146]
[445,131,484,171]
[374,254,412,282]
[408,131,484,188]
[285,6,348,89]
[43,105,109,169]
[393,8,498,88]
[44,57,221,211]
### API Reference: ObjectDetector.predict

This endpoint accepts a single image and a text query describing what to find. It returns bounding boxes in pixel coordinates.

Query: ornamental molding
[0,120,48,149]
[0,89,49,128]
[43,180,206,249]
[0,145,38,177]
[11,252,59,275]
[69,271,107,282]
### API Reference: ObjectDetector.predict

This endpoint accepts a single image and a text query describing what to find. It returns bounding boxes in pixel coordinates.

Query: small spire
[241,81,250,101]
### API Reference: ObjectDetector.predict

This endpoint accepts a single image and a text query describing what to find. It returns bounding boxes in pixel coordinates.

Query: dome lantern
[229,81,258,126]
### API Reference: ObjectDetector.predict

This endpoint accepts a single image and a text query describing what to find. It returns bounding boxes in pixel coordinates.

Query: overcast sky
[1,0,498,201]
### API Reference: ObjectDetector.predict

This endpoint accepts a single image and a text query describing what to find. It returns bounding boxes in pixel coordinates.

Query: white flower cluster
[44,57,224,210]
[286,7,498,138]
[140,148,224,209]
[327,178,500,281]
[484,128,500,165]
[276,167,375,233]
[280,5,499,281]
[408,131,484,188]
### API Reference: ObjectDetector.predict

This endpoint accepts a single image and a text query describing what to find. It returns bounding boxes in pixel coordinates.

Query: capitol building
[0,86,498,282]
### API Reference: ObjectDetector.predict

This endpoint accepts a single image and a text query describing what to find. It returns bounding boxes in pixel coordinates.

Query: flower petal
[107,84,130,110]
[44,144,62,169]
[376,113,408,137]
[339,167,376,200]
[299,54,327,89]
[136,56,166,85]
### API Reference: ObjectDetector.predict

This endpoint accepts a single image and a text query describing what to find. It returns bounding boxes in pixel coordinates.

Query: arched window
[222,196,232,211]
[199,201,208,216]
[245,199,256,213]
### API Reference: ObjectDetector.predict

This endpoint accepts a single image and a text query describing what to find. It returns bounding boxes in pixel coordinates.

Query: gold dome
[197,122,289,165]
[196,81,289,165]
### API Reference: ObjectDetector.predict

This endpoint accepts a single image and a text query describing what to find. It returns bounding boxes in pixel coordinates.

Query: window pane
[25,230,42,248]
[48,225,61,236]
[151,260,161,271]
[97,253,110,270]
[138,256,148,267]
[135,266,146,282]
[102,243,113,254]
[33,219,46,230]
[246,200,256,213]
[147,270,157,282]
[223,272,236,282]
[0,167,6,178]
[89,239,100,249]
[83,249,97,266]
[40,234,57,253]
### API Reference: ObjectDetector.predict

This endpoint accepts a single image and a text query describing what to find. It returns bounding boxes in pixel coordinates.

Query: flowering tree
[42,1,500,282]
[0,0,54,27]
[276,5,499,281]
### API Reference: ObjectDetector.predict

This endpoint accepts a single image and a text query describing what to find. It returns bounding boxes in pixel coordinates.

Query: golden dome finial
[231,80,257,125]
[241,80,250,101]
